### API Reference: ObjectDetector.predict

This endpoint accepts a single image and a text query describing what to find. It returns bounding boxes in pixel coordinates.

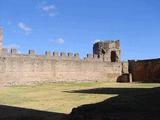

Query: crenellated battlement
[0,27,121,63]
[1,47,116,62]
[1,48,83,61]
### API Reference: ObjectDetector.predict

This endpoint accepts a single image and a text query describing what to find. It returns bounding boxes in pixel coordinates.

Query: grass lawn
[0,82,159,114]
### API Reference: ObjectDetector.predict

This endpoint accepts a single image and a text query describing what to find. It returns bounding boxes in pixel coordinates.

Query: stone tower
[93,40,120,62]
[0,27,3,54]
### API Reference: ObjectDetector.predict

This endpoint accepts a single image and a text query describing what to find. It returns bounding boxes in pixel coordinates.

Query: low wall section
[129,59,160,82]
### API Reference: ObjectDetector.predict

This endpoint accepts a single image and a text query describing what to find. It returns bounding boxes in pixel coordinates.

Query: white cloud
[93,39,101,43]
[42,5,55,12]
[40,3,57,17]
[17,22,31,35]
[50,38,64,45]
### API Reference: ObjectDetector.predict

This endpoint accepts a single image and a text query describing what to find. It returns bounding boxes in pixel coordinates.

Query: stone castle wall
[129,59,160,83]
[0,28,129,86]
[0,49,122,86]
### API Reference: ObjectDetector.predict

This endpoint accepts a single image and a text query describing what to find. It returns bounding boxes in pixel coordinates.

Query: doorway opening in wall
[111,51,117,62]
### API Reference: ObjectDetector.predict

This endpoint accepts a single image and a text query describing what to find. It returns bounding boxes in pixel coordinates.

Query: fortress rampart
[0,27,129,86]
[0,49,123,86]
[2,27,160,85]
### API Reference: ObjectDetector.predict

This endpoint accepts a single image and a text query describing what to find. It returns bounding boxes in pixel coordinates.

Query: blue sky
[0,0,160,60]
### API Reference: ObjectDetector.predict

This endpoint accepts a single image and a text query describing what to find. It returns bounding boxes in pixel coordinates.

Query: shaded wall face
[129,60,160,82]
[0,56,122,86]
[93,43,109,55]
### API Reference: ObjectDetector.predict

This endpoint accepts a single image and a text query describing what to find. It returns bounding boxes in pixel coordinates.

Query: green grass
[0,82,159,114]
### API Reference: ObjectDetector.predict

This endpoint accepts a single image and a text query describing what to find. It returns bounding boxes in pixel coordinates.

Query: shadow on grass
[65,87,160,120]
[0,105,66,120]
[1,87,160,120]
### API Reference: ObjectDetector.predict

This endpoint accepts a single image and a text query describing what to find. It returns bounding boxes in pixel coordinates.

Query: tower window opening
[111,51,117,62]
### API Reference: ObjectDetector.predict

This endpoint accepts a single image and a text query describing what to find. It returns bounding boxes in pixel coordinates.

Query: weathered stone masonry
[129,59,160,83]
[1,27,160,85]
[0,28,128,86]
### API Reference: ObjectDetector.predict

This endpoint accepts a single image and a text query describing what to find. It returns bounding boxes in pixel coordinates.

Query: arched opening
[111,51,117,62]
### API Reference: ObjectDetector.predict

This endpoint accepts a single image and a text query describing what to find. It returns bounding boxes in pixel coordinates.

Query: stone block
[11,48,17,54]
[74,53,79,60]
[2,48,8,55]
[45,51,51,56]
[68,53,73,58]
[93,54,98,59]
[87,54,93,58]
[28,50,35,55]
[60,52,66,57]
[53,52,59,57]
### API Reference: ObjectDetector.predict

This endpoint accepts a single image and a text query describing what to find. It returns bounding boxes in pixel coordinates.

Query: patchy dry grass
[0,82,159,114]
